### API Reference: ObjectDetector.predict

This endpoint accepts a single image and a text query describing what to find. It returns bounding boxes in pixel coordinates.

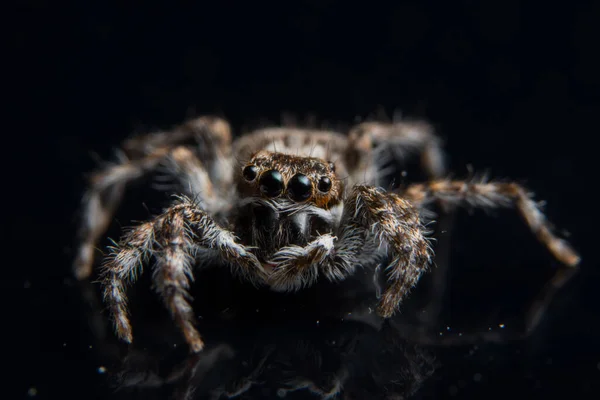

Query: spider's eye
[328,161,336,172]
[288,174,312,202]
[259,170,284,197]
[317,176,332,193]
[242,165,259,181]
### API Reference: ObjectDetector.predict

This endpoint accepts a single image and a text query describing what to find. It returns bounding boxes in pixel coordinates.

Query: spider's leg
[74,148,169,280]
[101,219,158,344]
[152,208,202,351]
[348,186,433,318]
[399,179,580,338]
[101,197,265,353]
[345,120,446,183]
[74,142,228,280]
[401,179,581,267]
[122,116,232,171]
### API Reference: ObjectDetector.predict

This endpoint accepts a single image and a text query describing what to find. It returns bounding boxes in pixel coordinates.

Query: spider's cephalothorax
[74,116,580,353]
[234,150,345,269]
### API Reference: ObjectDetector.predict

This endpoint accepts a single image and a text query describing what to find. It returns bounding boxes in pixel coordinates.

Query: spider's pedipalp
[401,179,581,267]
[267,233,337,291]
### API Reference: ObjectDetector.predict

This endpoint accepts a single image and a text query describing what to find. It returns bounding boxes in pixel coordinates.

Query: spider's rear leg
[101,197,265,353]
[400,179,580,335]
[122,116,232,168]
[401,179,580,267]
[130,116,233,187]
[74,148,169,280]
[345,121,445,182]
[74,135,229,280]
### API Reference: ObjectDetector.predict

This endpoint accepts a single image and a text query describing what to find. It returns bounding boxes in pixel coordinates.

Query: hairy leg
[345,121,445,184]
[400,179,580,267]
[101,196,265,352]
[350,186,433,317]
[122,116,232,165]
[74,144,225,280]
[396,178,580,344]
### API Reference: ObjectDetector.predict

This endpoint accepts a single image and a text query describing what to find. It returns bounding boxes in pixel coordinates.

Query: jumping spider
[74,116,580,353]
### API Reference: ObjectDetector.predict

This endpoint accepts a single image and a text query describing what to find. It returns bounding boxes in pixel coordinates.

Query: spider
[73,115,580,353]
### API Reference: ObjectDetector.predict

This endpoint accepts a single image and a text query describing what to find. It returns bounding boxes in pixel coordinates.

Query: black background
[10,1,599,399]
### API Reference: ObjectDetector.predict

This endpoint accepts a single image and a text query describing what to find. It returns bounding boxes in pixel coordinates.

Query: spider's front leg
[101,196,265,353]
[349,186,433,317]
[267,186,432,318]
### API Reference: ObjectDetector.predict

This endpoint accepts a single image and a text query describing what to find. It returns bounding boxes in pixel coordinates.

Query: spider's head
[237,150,343,209]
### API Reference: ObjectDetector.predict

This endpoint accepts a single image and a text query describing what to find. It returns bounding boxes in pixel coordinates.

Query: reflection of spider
[74,115,580,353]
[92,308,435,400]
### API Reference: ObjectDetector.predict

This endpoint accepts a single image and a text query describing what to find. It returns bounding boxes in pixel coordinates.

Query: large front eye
[288,173,312,202]
[242,165,259,181]
[259,170,284,197]
[317,176,332,193]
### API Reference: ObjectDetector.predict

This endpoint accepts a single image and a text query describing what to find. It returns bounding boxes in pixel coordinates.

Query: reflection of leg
[113,344,235,393]
[524,266,578,334]
[171,345,236,400]
[415,211,457,330]
[208,347,275,400]
[74,280,121,363]
[277,368,349,400]
[391,266,579,346]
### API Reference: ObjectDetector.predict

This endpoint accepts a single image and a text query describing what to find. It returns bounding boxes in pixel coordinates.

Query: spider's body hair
[233,196,344,267]
[75,115,580,353]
